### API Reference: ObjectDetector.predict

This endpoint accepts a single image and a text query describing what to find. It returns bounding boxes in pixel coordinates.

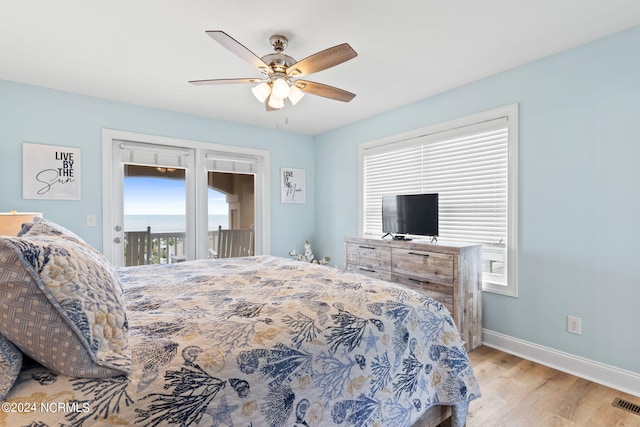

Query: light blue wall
[2,26,639,376]
[314,26,640,374]
[0,80,315,257]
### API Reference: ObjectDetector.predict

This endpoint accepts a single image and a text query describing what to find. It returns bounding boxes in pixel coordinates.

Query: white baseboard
[482,329,640,398]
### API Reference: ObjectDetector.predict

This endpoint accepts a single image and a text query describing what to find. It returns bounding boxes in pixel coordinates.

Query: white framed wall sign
[23,142,81,200]
[280,167,305,203]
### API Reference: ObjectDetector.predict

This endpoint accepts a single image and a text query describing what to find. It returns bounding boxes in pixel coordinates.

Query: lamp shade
[0,212,43,236]
[251,82,271,103]
[288,84,305,105]
[267,94,285,109]
[272,78,290,99]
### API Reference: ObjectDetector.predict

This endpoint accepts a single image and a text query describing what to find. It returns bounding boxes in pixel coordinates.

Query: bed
[0,219,479,427]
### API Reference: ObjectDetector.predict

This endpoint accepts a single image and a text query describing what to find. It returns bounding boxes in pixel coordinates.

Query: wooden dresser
[344,236,482,350]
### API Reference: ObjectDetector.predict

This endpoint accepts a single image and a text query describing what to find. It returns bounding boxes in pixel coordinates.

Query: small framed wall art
[23,142,81,200]
[280,167,305,203]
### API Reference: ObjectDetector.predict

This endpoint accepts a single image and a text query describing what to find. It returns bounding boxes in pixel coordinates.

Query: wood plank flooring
[465,346,640,426]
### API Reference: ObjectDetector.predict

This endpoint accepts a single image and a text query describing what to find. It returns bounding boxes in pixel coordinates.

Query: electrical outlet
[567,316,582,335]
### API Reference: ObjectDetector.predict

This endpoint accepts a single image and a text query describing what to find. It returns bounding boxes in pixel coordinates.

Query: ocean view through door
[122,166,245,265]
[123,165,189,265]
[122,170,254,265]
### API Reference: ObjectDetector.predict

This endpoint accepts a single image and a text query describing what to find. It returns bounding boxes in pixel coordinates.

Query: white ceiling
[2,1,640,135]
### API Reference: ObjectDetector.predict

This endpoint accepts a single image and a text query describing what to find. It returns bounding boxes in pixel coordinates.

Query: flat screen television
[382,193,438,240]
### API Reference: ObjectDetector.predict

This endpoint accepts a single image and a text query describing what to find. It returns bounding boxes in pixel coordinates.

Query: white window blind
[119,141,189,169]
[363,118,508,247]
[363,144,423,234]
[205,151,259,174]
[424,121,508,246]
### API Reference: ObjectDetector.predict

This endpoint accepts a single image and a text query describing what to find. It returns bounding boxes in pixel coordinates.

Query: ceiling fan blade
[206,31,273,74]
[295,80,356,102]
[189,78,262,86]
[286,43,357,77]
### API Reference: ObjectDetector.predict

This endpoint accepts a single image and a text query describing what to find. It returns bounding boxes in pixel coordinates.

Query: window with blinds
[360,105,518,296]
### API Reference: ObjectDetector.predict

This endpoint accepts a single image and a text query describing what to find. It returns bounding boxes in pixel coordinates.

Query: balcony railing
[124,230,219,266]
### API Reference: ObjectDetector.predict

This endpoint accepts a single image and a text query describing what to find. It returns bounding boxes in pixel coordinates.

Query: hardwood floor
[465,346,640,426]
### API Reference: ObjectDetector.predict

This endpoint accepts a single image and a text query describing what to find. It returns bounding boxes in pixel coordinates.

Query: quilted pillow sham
[0,235,130,378]
[0,334,22,400]
[17,216,86,244]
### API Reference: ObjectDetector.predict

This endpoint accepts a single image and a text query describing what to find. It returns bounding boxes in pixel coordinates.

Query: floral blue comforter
[3,256,479,426]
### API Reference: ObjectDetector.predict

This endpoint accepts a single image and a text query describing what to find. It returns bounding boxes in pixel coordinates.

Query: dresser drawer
[346,243,391,269]
[346,264,392,281]
[391,248,454,284]
[392,272,454,315]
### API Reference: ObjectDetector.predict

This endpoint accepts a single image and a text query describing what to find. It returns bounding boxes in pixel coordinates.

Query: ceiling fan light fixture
[272,78,290,99]
[267,94,285,109]
[251,82,271,103]
[288,84,305,105]
[192,31,357,111]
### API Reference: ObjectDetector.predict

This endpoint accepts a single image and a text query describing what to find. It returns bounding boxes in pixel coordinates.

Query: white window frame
[358,104,518,297]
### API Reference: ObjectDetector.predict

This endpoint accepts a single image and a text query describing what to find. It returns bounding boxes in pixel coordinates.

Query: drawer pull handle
[408,252,429,257]
[409,278,430,285]
[359,268,376,273]
[359,245,376,250]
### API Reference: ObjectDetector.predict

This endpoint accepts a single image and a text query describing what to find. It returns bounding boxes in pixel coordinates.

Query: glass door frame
[101,128,271,265]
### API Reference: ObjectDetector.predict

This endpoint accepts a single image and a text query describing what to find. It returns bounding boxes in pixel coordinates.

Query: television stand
[344,236,482,351]
[382,233,413,241]
[392,235,412,241]
[383,234,438,242]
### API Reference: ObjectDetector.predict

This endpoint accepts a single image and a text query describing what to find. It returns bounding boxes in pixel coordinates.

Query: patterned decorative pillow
[0,235,130,378]
[0,333,22,400]
[17,217,85,244]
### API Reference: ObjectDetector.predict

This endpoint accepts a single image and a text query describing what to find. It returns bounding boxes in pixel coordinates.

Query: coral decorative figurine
[289,240,330,265]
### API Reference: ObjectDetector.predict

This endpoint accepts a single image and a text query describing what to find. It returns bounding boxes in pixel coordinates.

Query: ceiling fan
[189,31,357,111]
